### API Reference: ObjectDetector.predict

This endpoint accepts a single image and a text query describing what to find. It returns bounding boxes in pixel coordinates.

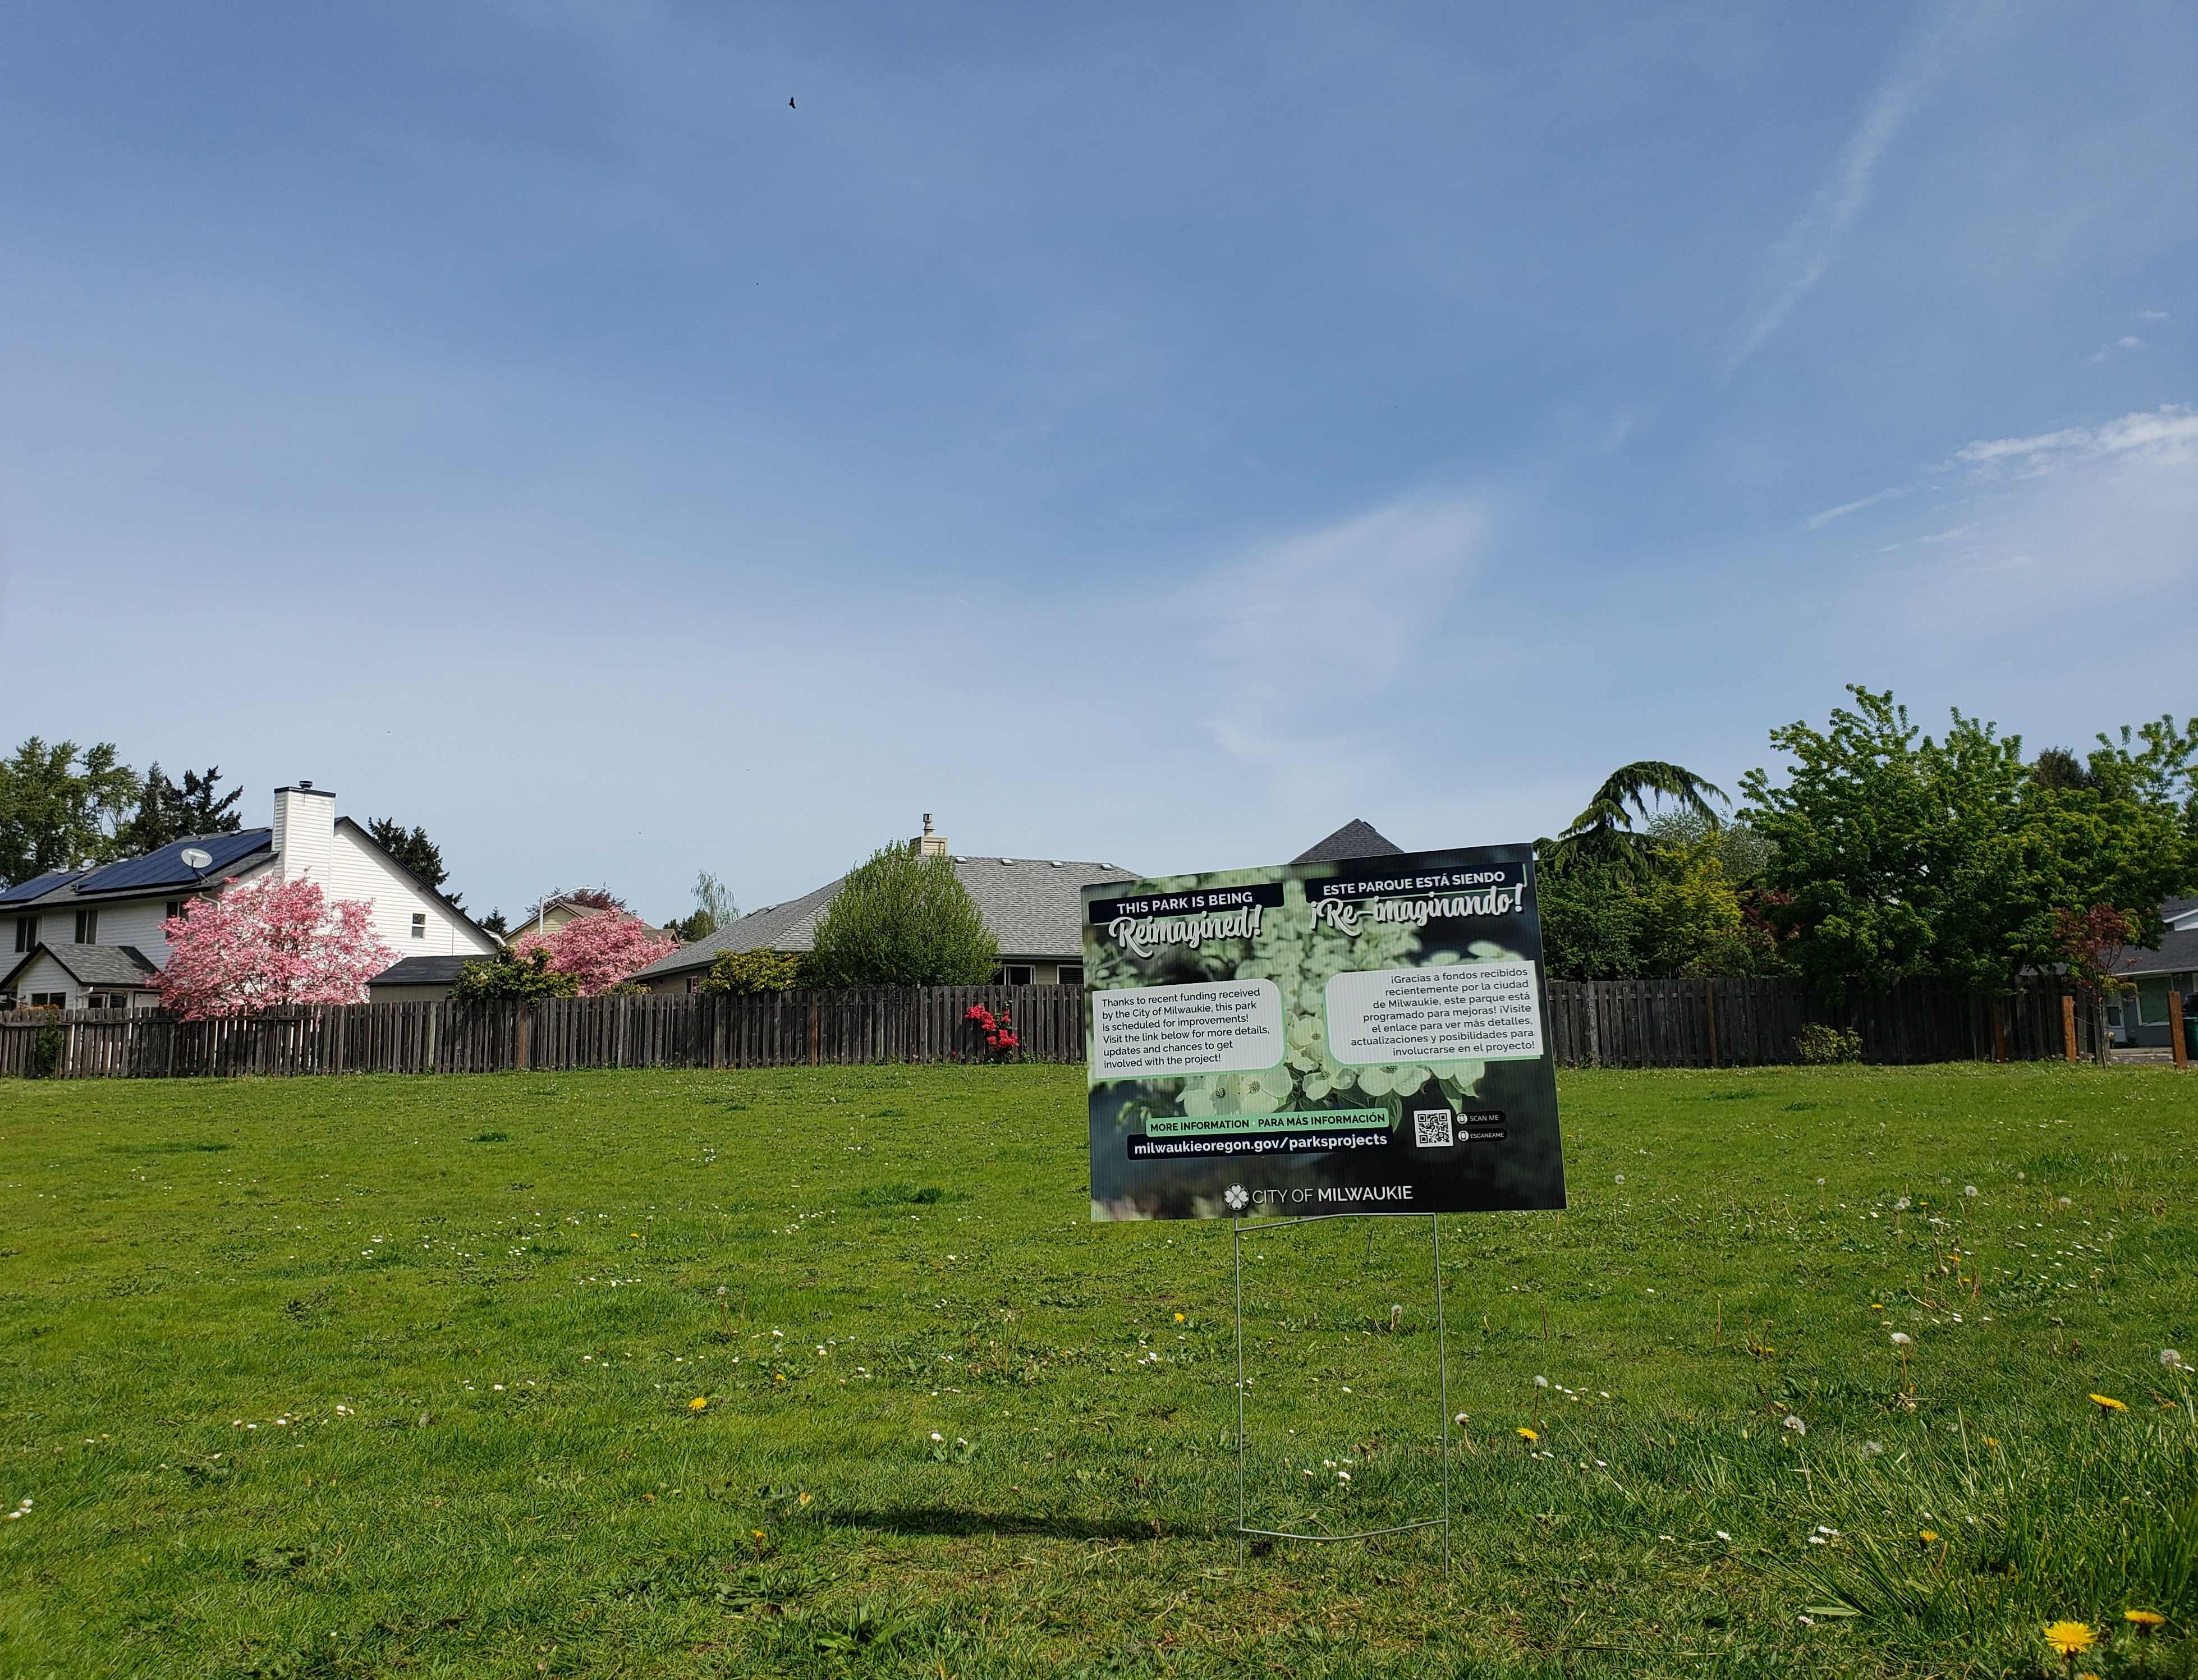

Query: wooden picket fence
[0,986,1085,1080]
[1541,975,2094,1067]
[0,974,2108,1081]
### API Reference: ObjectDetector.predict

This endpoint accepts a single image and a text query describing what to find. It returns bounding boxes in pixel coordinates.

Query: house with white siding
[0,783,497,1009]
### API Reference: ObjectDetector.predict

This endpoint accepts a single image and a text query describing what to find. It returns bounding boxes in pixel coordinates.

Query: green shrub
[451,946,580,1001]
[806,844,998,988]
[31,1022,63,1078]
[699,948,807,995]
[1797,1022,1863,1064]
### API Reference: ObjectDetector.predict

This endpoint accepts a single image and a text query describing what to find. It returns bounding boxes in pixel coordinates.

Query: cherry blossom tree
[155,877,394,1019]
[515,910,677,995]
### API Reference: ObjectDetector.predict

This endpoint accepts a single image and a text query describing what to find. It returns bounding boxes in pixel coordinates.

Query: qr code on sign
[1412,1109,1456,1147]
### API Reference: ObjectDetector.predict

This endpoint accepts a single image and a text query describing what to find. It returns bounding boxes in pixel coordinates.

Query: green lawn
[1,1062,2194,1679]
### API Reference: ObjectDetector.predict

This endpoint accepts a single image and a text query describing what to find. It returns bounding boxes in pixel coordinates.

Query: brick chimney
[913,813,950,857]
[272,782,337,884]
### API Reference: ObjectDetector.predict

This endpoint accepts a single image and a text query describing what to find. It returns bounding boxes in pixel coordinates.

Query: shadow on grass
[824,1504,1173,1542]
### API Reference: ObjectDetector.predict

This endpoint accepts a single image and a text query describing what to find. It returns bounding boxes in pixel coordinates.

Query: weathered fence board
[0,975,2102,1081]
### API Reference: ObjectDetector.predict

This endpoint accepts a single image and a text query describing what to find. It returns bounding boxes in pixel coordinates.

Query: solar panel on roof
[74,829,272,897]
[0,869,82,906]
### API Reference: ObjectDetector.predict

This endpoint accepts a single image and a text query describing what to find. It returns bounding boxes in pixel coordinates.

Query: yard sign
[1084,844,1566,1220]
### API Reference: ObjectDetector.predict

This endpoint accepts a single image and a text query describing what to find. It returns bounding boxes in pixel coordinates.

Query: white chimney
[913,812,950,857]
[272,782,337,884]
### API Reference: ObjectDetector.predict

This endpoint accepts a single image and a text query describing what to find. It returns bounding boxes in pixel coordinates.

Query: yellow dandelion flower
[774,1373,786,1383]
[1919,1530,1940,1545]
[2126,1610,2165,1634]
[1517,1427,1539,1442]
[2043,1622,2096,1657]
[2089,1394,2128,1413]
[1983,1436,2000,1447]
[1173,1312,1186,1323]
[751,1529,765,1540]
[797,1490,811,1504]
[688,1396,707,1412]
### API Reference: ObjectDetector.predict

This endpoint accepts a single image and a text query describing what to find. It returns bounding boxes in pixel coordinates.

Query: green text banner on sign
[1084,844,1567,1220]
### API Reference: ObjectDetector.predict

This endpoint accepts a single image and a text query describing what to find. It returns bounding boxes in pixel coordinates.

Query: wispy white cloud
[1805,484,1910,529]
[1184,493,1492,773]
[1725,6,1972,375]
[2089,334,2145,363]
[1951,403,2198,475]
[2137,310,2170,321]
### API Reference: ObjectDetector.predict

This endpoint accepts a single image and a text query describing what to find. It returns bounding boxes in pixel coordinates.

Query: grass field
[1,1062,2195,1679]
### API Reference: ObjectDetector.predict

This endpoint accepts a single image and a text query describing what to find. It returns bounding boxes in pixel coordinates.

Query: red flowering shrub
[965,1004,1020,1062]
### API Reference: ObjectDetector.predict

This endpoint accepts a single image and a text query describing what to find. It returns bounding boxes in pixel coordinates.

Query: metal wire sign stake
[1231,1211,1452,1573]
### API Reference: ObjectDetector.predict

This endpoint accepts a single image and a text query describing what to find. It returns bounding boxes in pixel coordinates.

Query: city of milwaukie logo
[1223,1185,1250,1211]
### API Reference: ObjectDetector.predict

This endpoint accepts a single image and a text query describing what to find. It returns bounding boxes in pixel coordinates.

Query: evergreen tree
[117,764,242,853]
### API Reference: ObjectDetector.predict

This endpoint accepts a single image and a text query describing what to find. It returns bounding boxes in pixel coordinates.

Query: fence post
[1704,980,1718,1068]
[2062,994,2078,1064]
[1991,999,2007,1063]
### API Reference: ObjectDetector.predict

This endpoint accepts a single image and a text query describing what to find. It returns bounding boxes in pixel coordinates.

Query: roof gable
[1,942,160,993]
[1292,820,1404,864]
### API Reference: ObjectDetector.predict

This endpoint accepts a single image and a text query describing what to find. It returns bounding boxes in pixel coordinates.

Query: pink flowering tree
[155,877,394,1019]
[516,911,677,995]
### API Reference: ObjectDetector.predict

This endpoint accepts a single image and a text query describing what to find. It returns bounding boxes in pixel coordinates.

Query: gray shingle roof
[1292,819,1403,864]
[1,943,160,992]
[634,856,1138,980]
[2110,926,2198,979]
[369,956,480,988]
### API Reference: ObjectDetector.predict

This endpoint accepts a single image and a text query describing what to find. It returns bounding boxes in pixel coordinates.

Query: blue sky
[2,2,2191,923]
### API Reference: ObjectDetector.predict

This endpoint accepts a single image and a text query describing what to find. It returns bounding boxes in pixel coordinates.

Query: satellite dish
[180,847,213,870]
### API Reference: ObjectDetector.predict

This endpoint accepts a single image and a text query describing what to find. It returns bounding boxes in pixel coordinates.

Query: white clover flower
[1783,1415,1806,1435]
[1715,1529,1732,1541]
[1454,1412,1470,1427]
[1890,1332,1912,1346]
[930,1432,944,1442]
[1893,1197,1910,1211]
[2058,1195,2072,1206]
[1963,1186,1977,1197]
[1534,1376,1549,1389]
[1614,1173,1625,1185]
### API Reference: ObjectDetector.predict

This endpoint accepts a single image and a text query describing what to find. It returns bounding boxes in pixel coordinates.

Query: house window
[1059,964,1085,987]
[12,915,34,953]
[29,992,65,1009]
[88,993,126,1011]
[1002,964,1034,986]
[74,909,98,943]
[411,912,428,940]
[165,900,183,922]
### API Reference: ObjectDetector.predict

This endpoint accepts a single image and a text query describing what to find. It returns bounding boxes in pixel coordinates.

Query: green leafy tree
[117,764,242,853]
[451,945,580,1000]
[0,738,140,883]
[1540,761,1727,881]
[1536,860,1646,980]
[698,947,806,994]
[1742,687,2198,998]
[806,843,998,987]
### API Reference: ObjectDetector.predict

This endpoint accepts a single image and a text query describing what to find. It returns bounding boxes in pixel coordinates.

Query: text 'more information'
[1324,961,1544,1065]
[1091,980,1283,1080]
